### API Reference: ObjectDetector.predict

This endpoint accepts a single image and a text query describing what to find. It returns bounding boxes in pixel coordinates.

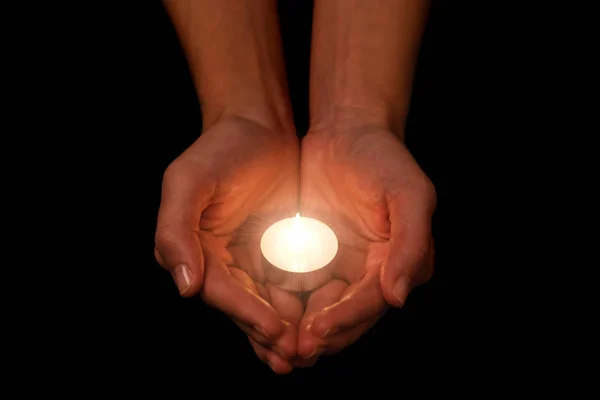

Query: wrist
[202,96,296,139]
[308,102,407,141]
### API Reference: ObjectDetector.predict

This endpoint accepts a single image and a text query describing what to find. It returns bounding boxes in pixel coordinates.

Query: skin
[296,125,436,359]
[296,0,435,360]
[155,117,304,373]
[156,0,435,373]
[157,0,302,374]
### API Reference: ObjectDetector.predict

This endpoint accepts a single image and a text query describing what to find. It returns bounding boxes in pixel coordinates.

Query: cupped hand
[295,124,437,361]
[154,116,304,373]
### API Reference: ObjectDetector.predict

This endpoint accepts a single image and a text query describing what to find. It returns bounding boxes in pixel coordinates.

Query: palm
[301,131,397,286]
[296,127,435,356]
[203,121,305,363]
[213,127,306,331]
[157,117,304,371]
[220,161,306,372]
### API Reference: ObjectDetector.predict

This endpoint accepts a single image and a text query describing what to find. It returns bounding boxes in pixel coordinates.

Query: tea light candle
[260,213,338,273]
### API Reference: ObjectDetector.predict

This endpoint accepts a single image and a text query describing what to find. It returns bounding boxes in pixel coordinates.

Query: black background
[100,0,493,383]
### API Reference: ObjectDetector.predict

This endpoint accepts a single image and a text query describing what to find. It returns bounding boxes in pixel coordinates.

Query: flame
[290,212,307,252]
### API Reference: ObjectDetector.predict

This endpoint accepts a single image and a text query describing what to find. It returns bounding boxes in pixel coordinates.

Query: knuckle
[261,322,282,341]
[161,164,182,197]
[154,226,177,252]
[420,175,437,209]
[162,160,184,185]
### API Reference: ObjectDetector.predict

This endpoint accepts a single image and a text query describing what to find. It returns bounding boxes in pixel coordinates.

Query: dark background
[102,0,491,383]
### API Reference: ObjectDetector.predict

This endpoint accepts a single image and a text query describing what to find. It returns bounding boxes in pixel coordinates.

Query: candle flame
[290,212,307,252]
[260,213,339,275]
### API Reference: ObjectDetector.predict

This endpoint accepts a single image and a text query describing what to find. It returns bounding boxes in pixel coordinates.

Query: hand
[295,124,436,360]
[154,116,303,373]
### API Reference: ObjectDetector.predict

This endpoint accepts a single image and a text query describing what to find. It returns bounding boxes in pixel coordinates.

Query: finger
[228,266,260,293]
[265,283,304,327]
[304,279,349,315]
[227,268,296,357]
[249,337,293,374]
[155,161,215,296]
[248,336,270,364]
[413,238,435,288]
[154,229,203,297]
[264,283,304,358]
[319,314,382,355]
[297,279,348,359]
[310,271,387,338]
[300,312,383,358]
[265,350,293,374]
[202,250,285,340]
[154,247,167,270]
[228,267,275,345]
[227,239,266,283]
[255,282,270,303]
[232,319,294,359]
[381,193,434,307]
[233,320,272,347]
[291,355,319,368]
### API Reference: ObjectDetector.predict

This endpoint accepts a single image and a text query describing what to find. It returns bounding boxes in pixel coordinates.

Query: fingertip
[266,353,293,375]
[383,276,409,307]
[257,318,285,342]
[275,321,297,359]
[295,314,320,358]
[172,263,203,297]
[292,356,319,368]
[154,228,205,297]
[297,331,321,359]
[250,337,292,374]
[310,313,333,338]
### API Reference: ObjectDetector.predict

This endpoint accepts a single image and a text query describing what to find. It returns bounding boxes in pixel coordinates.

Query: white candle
[260,213,338,273]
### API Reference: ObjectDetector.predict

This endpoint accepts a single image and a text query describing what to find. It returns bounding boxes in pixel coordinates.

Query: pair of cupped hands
[154,115,436,373]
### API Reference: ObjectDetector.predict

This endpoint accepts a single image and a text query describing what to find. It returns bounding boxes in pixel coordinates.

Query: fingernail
[311,324,334,338]
[393,279,408,306]
[305,348,320,359]
[173,264,192,295]
[313,327,331,338]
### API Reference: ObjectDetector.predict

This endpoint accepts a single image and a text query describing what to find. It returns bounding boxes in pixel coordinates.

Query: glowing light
[260,213,338,273]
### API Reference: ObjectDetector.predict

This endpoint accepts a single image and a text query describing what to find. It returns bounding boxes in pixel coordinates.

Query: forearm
[309,0,430,136]
[162,0,293,132]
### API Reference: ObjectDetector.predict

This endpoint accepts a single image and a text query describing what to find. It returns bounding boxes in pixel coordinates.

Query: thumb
[155,227,204,297]
[154,161,214,296]
[381,193,434,307]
